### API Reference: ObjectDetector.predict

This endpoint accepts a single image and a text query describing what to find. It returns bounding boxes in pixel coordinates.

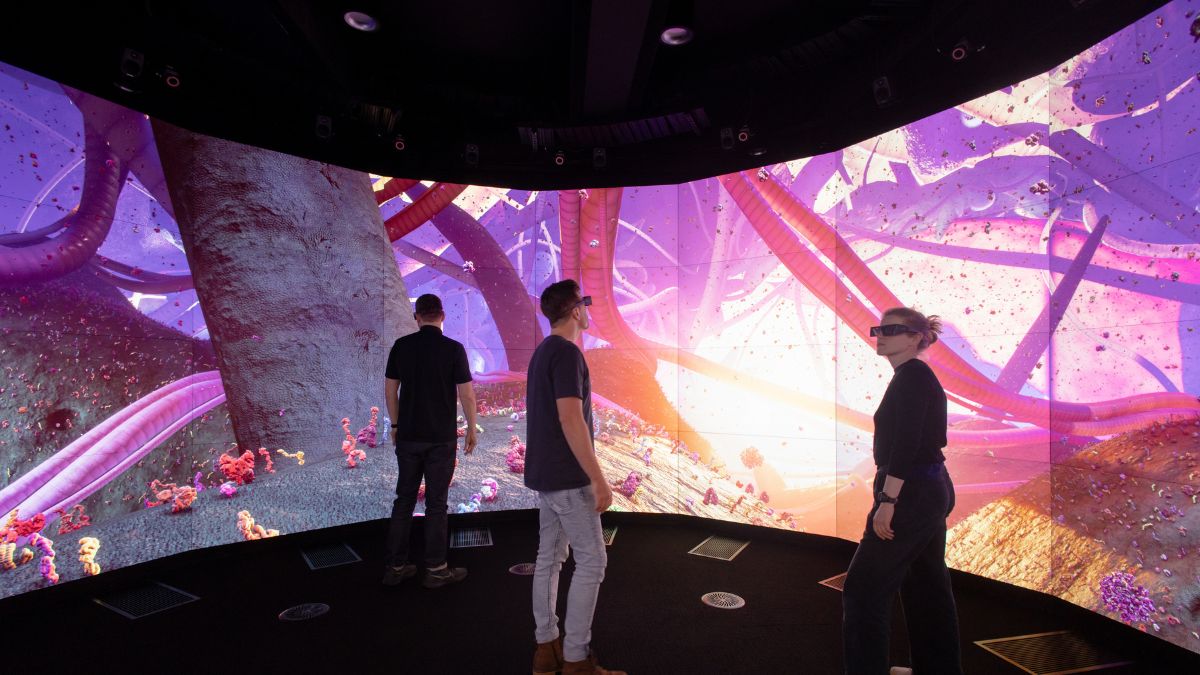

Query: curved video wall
[3,1,1199,653]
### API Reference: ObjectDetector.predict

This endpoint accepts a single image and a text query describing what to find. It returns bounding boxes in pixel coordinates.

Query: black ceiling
[0,0,1168,189]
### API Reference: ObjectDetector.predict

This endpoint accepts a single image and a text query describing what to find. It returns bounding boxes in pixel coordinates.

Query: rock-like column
[152,121,415,463]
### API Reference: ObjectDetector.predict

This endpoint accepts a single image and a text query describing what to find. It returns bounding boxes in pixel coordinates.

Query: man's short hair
[540,279,581,325]
[414,293,444,319]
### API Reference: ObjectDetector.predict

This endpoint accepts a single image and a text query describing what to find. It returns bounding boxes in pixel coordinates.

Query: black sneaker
[423,566,467,588]
[382,563,417,586]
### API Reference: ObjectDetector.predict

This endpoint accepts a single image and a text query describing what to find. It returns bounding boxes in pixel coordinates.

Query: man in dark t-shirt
[382,294,476,589]
[525,280,624,675]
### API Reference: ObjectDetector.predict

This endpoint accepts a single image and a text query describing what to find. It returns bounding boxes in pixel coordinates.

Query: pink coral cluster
[342,417,367,468]
[505,435,526,473]
[356,406,380,448]
[616,471,642,498]
[480,478,499,502]
[28,533,58,584]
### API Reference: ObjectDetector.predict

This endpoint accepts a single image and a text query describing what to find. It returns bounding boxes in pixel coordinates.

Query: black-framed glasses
[869,324,918,337]
[573,295,593,309]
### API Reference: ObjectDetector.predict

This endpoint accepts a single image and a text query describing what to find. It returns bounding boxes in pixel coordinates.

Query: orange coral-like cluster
[55,505,91,534]
[2,509,45,542]
[147,480,197,513]
[341,417,367,468]
[79,537,101,576]
[257,447,275,474]
[276,449,305,466]
[218,448,257,485]
[237,510,279,540]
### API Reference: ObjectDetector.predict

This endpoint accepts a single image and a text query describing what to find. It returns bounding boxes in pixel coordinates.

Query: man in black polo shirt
[526,280,624,675]
[382,294,477,588]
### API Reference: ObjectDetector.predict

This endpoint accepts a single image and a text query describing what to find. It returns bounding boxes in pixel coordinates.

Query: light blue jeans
[532,486,608,662]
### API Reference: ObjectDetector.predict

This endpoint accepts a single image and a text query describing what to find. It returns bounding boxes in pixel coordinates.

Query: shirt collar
[418,325,442,334]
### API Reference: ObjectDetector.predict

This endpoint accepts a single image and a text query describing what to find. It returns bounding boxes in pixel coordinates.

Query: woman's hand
[872,502,896,540]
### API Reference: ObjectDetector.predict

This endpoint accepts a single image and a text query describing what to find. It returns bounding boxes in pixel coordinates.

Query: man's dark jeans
[385,440,456,568]
[843,465,963,675]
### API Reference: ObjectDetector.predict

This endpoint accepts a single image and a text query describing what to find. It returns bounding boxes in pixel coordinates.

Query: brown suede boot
[532,637,564,675]
[562,650,625,675]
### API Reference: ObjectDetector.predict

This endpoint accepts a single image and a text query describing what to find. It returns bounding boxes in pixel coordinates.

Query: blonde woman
[842,308,962,675]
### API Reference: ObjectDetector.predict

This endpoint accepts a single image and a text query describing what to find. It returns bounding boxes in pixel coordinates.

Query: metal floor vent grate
[700,591,746,609]
[688,535,750,561]
[301,542,361,570]
[450,527,493,548]
[94,582,199,619]
[602,526,618,545]
[975,631,1133,674]
[509,563,536,575]
[818,572,848,592]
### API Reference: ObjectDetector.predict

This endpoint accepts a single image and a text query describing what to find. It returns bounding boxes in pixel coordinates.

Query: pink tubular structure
[719,170,1200,434]
[0,372,226,522]
[384,182,468,240]
[575,188,657,369]
[0,106,127,284]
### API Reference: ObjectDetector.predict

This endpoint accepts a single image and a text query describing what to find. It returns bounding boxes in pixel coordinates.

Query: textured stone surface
[153,121,415,462]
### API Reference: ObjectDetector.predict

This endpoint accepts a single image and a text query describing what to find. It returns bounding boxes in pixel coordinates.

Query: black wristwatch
[875,491,898,505]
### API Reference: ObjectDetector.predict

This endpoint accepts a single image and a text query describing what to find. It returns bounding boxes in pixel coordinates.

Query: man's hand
[463,427,477,454]
[591,480,613,512]
[872,502,895,540]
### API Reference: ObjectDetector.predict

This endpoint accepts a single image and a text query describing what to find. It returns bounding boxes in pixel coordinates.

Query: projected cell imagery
[2,0,1200,653]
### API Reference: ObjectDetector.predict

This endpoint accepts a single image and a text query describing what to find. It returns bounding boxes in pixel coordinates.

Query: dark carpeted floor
[4,512,1198,674]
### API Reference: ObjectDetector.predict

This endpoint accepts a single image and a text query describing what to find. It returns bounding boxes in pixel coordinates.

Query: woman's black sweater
[872,357,948,479]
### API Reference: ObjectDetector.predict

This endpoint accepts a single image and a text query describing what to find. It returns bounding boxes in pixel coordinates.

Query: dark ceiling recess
[0,0,1169,189]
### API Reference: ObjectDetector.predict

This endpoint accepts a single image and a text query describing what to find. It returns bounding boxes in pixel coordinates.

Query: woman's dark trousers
[843,466,962,675]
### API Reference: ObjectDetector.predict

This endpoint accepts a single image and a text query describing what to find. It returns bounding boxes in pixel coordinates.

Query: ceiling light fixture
[344,11,379,32]
[660,26,693,46]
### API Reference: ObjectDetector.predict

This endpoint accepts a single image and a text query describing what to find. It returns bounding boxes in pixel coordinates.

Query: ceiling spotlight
[554,151,566,166]
[344,11,379,32]
[393,135,406,151]
[737,126,751,143]
[749,147,767,157]
[660,26,693,46]
[162,67,181,89]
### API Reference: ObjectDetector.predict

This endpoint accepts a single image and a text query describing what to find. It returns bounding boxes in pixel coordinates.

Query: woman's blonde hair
[881,307,943,352]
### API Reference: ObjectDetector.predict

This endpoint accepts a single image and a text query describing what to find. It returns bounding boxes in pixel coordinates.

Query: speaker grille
[688,535,749,561]
[450,527,493,548]
[974,631,1133,674]
[94,582,199,619]
[301,542,361,570]
[602,526,618,545]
